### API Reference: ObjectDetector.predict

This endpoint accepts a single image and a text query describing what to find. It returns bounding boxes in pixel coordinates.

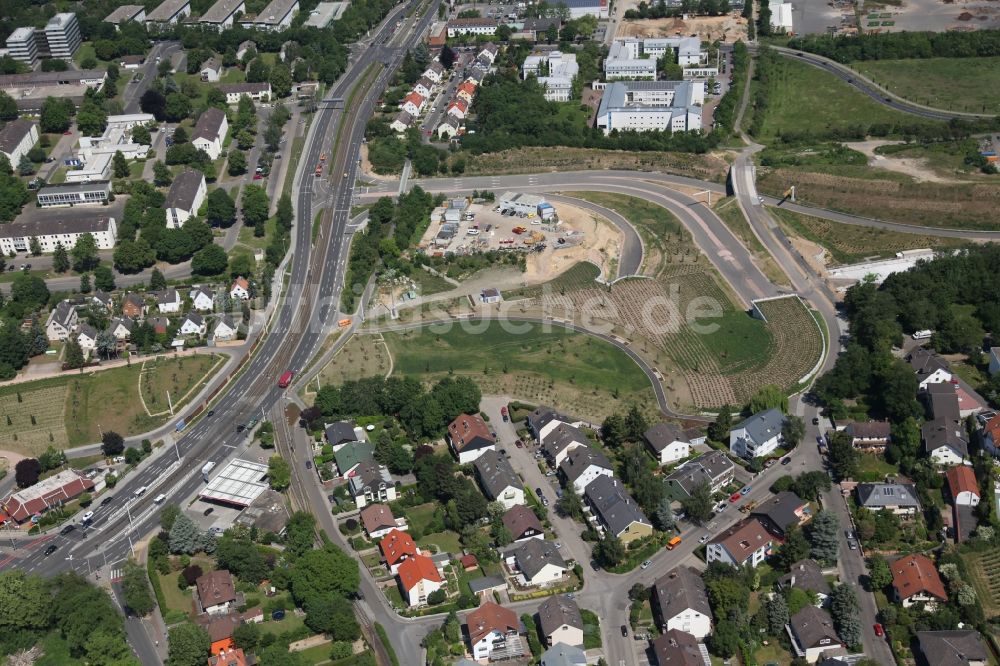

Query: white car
[641,560,651,569]
[134,486,147,497]
[81,511,94,523]
[698,535,709,544]
[153,493,167,504]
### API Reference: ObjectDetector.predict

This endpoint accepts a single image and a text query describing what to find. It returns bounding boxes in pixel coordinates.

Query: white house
[437,117,460,140]
[537,596,584,648]
[45,300,78,342]
[706,518,772,569]
[446,18,497,37]
[108,317,135,342]
[179,313,207,337]
[0,119,39,168]
[643,423,690,465]
[909,348,953,389]
[730,408,785,459]
[230,276,250,300]
[652,566,712,639]
[165,169,207,229]
[559,446,613,495]
[0,217,118,256]
[217,82,272,104]
[423,61,445,83]
[191,108,228,161]
[213,315,238,341]
[473,450,525,510]
[541,423,589,467]
[504,539,566,587]
[200,56,223,82]
[467,602,521,661]
[400,91,425,117]
[190,287,215,312]
[76,324,98,353]
[390,111,413,134]
[156,289,182,314]
[397,554,443,607]
[787,606,842,664]
[447,413,496,464]
[413,76,434,98]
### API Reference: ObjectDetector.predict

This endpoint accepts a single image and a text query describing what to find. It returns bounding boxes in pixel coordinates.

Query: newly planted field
[852,57,1000,115]
[507,261,602,300]
[770,206,968,265]
[0,383,71,453]
[140,355,222,416]
[315,334,392,388]
[964,550,1000,616]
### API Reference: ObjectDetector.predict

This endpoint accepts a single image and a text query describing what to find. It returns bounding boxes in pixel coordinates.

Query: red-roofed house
[397,553,443,607]
[401,91,426,117]
[460,554,479,571]
[1,470,95,523]
[446,98,468,119]
[380,529,419,574]
[946,466,980,506]
[447,413,496,464]
[207,647,250,666]
[981,414,1000,458]
[456,82,476,104]
[467,601,523,661]
[230,277,250,301]
[892,554,948,609]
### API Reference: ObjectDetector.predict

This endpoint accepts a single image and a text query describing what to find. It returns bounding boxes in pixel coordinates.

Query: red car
[873,623,884,637]
[729,492,742,503]
[515,439,523,448]
[253,173,262,180]
[63,130,72,136]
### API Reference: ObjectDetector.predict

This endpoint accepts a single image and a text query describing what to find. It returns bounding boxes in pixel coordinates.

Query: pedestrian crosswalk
[109,568,123,582]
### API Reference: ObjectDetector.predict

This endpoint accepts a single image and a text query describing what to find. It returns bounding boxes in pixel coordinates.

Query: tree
[28,235,41,255]
[101,431,125,457]
[173,127,189,144]
[14,458,41,488]
[153,161,172,187]
[766,592,789,636]
[781,415,805,449]
[94,265,116,292]
[681,481,714,524]
[53,243,70,273]
[0,91,18,120]
[166,623,211,666]
[268,455,291,491]
[18,156,35,177]
[232,622,261,651]
[227,150,247,176]
[288,544,360,606]
[557,484,584,520]
[191,244,228,276]
[830,583,861,647]
[807,510,840,564]
[707,618,740,657]
[276,194,293,232]
[160,504,181,532]
[71,233,100,273]
[270,64,292,98]
[827,430,859,481]
[64,339,86,369]
[140,89,167,120]
[242,185,270,228]
[708,404,732,442]
[164,93,192,122]
[284,512,317,557]
[868,554,892,591]
[654,498,676,532]
[132,124,151,146]
[121,561,155,616]
[623,404,648,442]
[80,273,91,294]
[169,513,202,555]
[600,413,626,448]
[150,267,167,291]
[0,171,30,221]
[214,537,269,584]
[113,239,157,274]
[440,45,456,70]
[39,97,73,133]
[305,593,360,638]
[206,188,237,227]
[594,535,625,567]
[112,151,129,179]
[96,331,117,359]
[749,384,788,413]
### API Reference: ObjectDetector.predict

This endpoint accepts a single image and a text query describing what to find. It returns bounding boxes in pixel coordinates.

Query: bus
[278,371,294,388]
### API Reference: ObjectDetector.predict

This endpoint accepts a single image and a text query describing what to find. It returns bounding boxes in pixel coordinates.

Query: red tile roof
[892,554,948,603]
[403,91,425,107]
[984,414,1000,443]
[460,554,479,570]
[447,413,495,453]
[457,81,476,96]
[379,529,418,566]
[196,570,237,608]
[1,470,95,523]
[467,601,518,645]
[946,465,979,500]
[397,553,442,591]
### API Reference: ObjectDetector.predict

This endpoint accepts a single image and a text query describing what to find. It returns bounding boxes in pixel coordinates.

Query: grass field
[753,57,941,140]
[769,206,968,265]
[855,453,899,483]
[383,322,659,420]
[853,57,1000,115]
[315,334,391,387]
[0,354,223,453]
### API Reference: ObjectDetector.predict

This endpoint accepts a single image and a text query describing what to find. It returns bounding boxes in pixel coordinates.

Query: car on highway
[44,544,58,556]
[236,424,246,433]
[60,525,76,535]
[741,486,752,495]
[154,494,167,504]
[81,511,94,523]
[305,460,313,469]
[873,623,884,637]
[729,492,741,503]
[641,560,651,569]
[101,496,114,506]
[246,418,258,429]
[206,410,214,417]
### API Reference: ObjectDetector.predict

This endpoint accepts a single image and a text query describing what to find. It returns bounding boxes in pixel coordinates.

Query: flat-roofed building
[201,0,247,31]
[44,13,83,60]
[146,0,192,24]
[304,1,348,26]
[199,459,270,507]
[240,0,299,30]
[0,216,117,255]
[35,180,111,208]
[596,80,704,136]
[5,28,38,67]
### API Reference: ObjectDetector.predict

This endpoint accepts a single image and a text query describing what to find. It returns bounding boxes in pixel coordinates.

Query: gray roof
[916,630,988,666]
[192,107,226,143]
[750,491,807,535]
[0,119,37,154]
[104,5,146,23]
[522,17,561,32]
[37,180,111,196]
[778,559,830,597]
[156,289,179,305]
[789,605,840,650]
[218,82,271,95]
[50,300,76,327]
[147,0,191,21]
[0,70,106,88]
[253,0,298,24]
[844,420,891,440]
[201,55,222,72]
[473,449,523,500]
[856,483,921,510]
[191,286,215,300]
[527,406,566,434]
[583,476,651,537]
[165,169,204,212]
[651,630,703,666]
[653,566,710,626]
[109,316,136,333]
[416,75,434,90]
[538,642,586,666]
[643,422,688,452]
[507,539,565,579]
[665,450,733,496]
[537,595,583,637]
[324,421,356,445]
[77,323,98,340]
[0,216,113,240]
[183,312,204,326]
[909,347,950,377]
[393,110,413,126]
[733,408,785,447]
[559,446,612,484]
[468,576,506,595]
[201,0,245,23]
[542,423,588,460]
[215,314,237,332]
[91,290,112,306]
[926,381,962,421]
[922,417,969,458]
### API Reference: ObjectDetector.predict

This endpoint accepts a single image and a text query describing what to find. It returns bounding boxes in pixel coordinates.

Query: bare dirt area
[619,15,750,42]
[358,144,397,183]
[789,235,831,274]
[848,140,964,183]
[864,0,1000,33]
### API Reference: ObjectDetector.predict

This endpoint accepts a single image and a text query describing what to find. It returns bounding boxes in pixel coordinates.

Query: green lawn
[411,270,455,296]
[418,530,462,555]
[754,641,793,666]
[853,57,1000,115]
[581,609,602,649]
[856,453,899,483]
[754,57,941,140]
[259,613,306,636]
[154,570,195,617]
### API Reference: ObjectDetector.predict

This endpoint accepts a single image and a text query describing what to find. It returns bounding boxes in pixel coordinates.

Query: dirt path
[848,139,964,184]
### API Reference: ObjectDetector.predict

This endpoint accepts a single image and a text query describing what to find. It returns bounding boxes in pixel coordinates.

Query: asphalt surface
[123,42,182,115]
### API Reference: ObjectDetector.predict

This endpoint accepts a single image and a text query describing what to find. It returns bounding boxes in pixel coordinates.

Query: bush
[181,564,203,587]
[427,589,447,605]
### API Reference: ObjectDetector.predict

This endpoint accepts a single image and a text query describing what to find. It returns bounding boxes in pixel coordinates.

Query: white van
[134,486,147,497]
[153,493,167,504]
[81,511,94,523]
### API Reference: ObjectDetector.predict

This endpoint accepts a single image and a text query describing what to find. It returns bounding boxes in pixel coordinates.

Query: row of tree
[789,28,1000,63]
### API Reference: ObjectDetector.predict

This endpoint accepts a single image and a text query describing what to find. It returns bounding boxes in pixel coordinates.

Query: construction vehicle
[522,231,545,245]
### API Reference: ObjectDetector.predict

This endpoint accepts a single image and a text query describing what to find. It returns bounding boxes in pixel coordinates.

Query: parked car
[515,439,523,448]
[781,457,791,465]
[641,560,651,569]
[203,507,214,516]
[698,535,709,544]
[729,492,741,503]
[874,623,884,637]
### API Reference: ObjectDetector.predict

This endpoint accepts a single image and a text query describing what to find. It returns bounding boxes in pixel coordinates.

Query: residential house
[946,465,980,506]
[200,56,223,82]
[437,116,460,140]
[165,169,207,229]
[217,82,272,104]
[390,110,413,133]
[916,630,988,666]
[379,529,418,574]
[192,107,228,161]
[468,576,507,600]
[643,423,691,465]
[397,553,443,607]
[76,324,98,353]
[651,629,705,666]
[652,566,712,639]
[447,413,496,463]
[213,316,238,342]
[909,347,954,389]
[423,61,445,83]
[148,316,170,335]
[122,293,145,318]
[502,505,544,542]
[348,460,396,508]
[334,441,375,478]
[855,483,921,516]
[539,643,587,666]
[45,300,78,341]
[527,406,572,441]
[981,414,1000,458]
[324,421,357,447]
[750,491,810,539]
[196,570,239,615]
[447,98,468,119]
[542,423,589,467]
[537,596,584,648]
[456,81,476,104]
[145,0,192,25]
[0,119,39,168]
[104,5,147,28]
[478,43,499,64]
[207,648,250,666]
[107,317,135,343]
[401,91,425,117]
[473,450,525,509]
[843,420,891,451]
[179,313,207,337]
[892,553,948,609]
[559,446,613,495]
[786,605,842,664]
[199,0,247,31]
[447,18,498,37]
[156,289,181,314]
[923,383,972,465]
[583,476,653,544]
[413,76,434,97]
[505,539,566,587]
[230,276,251,301]
[706,517,772,568]
[90,291,113,311]
[730,408,785,459]
[664,451,735,502]
[190,287,215,312]
[778,559,831,606]
[360,503,400,540]
[466,601,523,661]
